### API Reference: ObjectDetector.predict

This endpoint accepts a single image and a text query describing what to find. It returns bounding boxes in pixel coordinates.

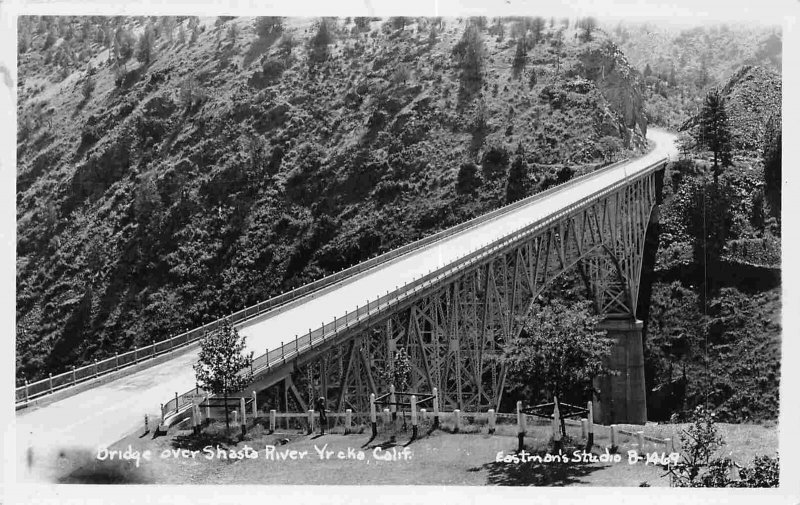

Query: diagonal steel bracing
[250,167,662,415]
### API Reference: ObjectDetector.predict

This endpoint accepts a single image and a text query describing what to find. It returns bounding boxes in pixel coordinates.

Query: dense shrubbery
[665,407,779,487]
[645,155,781,422]
[501,299,612,409]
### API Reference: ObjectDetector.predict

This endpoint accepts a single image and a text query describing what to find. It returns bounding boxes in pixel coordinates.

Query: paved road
[14,129,677,483]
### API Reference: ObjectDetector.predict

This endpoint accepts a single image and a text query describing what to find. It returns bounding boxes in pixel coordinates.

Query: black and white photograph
[2,0,798,502]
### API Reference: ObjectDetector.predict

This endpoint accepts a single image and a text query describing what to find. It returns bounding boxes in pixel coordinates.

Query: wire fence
[162,158,666,420]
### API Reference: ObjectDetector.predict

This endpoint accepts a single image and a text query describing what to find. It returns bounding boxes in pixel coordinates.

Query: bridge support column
[593,319,647,425]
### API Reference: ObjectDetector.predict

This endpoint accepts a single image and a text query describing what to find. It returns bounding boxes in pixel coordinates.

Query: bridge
[15,130,675,482]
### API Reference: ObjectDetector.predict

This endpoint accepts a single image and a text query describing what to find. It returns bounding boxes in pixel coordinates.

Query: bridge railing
[18,156,644,408]
[161,158,666,419]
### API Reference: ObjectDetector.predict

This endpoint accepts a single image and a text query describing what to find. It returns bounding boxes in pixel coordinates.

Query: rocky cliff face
[576,38,648,146]
[720,65,781,151]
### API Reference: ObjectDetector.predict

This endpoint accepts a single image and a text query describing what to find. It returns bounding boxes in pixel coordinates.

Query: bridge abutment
[593,318,647,425]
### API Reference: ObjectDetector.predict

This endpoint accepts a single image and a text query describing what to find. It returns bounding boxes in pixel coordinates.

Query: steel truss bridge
[163,150,667,426]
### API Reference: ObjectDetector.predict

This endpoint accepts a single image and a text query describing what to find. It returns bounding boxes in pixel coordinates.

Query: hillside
[683,65,781,152]
[15,16,648,383]
[608,22,781,130]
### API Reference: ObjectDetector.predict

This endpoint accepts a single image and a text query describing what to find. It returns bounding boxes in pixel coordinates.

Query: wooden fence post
[205,394,211,425]
[516,401,525,452]
[48,373,53,394]
[233,410,238,426]
[581,419,588,439]
[382,408,390,431]
[420,408,427,423]
[389,384,397,421]
[488,409,496,434]
[552,397,562,451]
[664,438,672,455]
[24,380,29,403]
[307,409,314,435]
[410,395,418,439]
[610,424,618,449]
[370,393,377,437]
[251,391,257,419]
[198,404,203,434]
[453,409,461,433]
[637,431,645,454]
[587,401,594,449]
[269,409,277,433]
[240,397,247,437]
[345,409,352,435]
[433,387,440,429]
[72,366,76,384]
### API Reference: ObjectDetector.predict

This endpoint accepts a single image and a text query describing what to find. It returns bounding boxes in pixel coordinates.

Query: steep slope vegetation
[681,65,781,152]
[16,16,647,382]
[641,62,781,422]
[609,22,781,130]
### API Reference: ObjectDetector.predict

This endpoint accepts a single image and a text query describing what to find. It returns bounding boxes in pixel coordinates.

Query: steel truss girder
[262,171,659,414]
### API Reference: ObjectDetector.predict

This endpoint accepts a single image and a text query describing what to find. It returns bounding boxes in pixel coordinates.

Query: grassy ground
[54,416,778,486]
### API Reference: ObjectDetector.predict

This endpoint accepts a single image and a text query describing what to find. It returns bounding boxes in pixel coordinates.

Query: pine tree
[530,17,545,45]
[695,88,733,184]
[577,17,597,42]
[512,38,526,75]
[452,24,484,92]
[136,24,155,65]
[505,144,529,203]
[428,25,438,45]
[456,162,481,194]
[193,319,254,430]
[308,18,334,63]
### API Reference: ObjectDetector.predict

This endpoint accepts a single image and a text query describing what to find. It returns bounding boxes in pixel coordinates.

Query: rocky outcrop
[720,65,781,151]
[577,39,648,145]
[680,65,781,151]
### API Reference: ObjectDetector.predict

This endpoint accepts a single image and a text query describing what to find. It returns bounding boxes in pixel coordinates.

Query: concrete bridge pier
[593,318,647,425]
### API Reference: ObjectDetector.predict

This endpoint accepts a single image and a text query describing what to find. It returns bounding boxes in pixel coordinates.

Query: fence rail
[190,403,677,455]
[163,158,666,419]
